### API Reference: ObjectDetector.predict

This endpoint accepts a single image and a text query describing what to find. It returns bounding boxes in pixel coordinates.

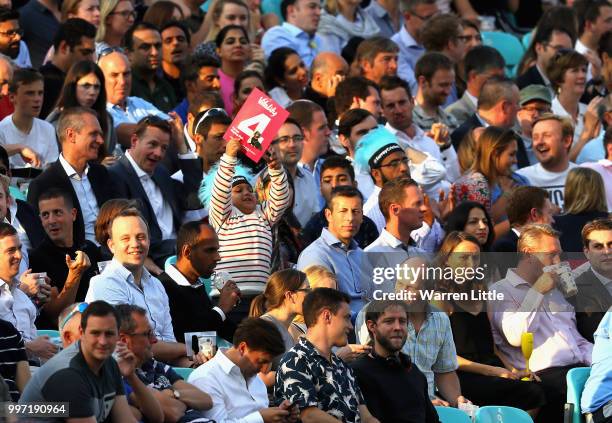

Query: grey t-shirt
[19,341,124,422]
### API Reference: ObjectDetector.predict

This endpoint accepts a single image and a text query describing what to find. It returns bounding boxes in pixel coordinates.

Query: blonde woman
[553,167,608,251]
[95,0,135,55]
[317,0,380,55]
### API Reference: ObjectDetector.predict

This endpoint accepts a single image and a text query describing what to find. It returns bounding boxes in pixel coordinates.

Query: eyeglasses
[0,28,23,38]
[194,108,227,135]
[110,9,136,19]
[77,82,101,91]
[97,46,125,63]
[59,302,88,332]
[379,157,409,168]
[272,134,305,145]
[129,329,155,339]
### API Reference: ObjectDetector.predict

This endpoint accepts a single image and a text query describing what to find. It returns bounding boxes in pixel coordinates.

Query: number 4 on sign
[237,113,271,139]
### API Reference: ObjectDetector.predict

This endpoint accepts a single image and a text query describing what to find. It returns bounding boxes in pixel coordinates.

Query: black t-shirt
[19,341,124,422]
[351,353,439,423]
[30,237,100,329]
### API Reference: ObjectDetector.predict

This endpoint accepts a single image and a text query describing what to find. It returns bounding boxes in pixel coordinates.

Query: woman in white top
[264,47,308,108]
[547,49,598,145]
[317,0,380,55]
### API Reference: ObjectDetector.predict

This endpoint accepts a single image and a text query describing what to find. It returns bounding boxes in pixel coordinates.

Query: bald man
[0,56,13,120]
[98,50,169,148]
[304,52,349,117]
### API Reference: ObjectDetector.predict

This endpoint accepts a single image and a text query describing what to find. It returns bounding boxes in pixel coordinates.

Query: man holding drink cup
[489,224,593,422]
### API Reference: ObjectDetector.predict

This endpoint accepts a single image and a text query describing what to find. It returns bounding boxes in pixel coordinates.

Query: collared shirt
[59,154,99,244]
[392,26,423,95]
[412,104,460,133]
[164,263,225,321]
[0,115,58,168]
[465,91,477,108]
[85,258,176,341]
[386,123,461,185]
[107,96,170,127]
[576,131,606,164]
[581,159,612,212]
[274,337,364,422]
[581,311,612,413]
[291,166,319,227]
[591,267,612,298]
[365,229,426,296]
[551,96,595,145]
[488,269,593,372]
[261,22,322,68]
[356,303,458,398]
[297,228,371,317]
[0,278,37,342]
[189,349,268,423]
[363,185,444,252]
[364,0,402,38]
[7,202,30,277]
[131,70,177,113]
[516,162,578,209]
[125,151,175,240]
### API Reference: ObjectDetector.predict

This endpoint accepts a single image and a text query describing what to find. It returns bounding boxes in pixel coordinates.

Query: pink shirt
[487,269,593,372]
[581,159,612,212]
[218,69,235,117]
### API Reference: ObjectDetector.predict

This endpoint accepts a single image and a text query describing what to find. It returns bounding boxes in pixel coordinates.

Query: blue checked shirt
[261,23,322,68]
[107,96,170,127]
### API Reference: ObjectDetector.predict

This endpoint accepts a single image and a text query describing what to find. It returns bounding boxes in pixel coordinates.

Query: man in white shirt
[85,209,192,367]
[365,177,426,296]
[379,75,456,193]
[0,68,57,168]
[188,317,297,423]
[488,224,592,422]
[0,222,57,363]
[516,114,578,209]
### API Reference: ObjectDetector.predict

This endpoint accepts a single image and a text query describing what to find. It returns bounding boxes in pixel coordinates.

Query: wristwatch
[172,388,181,400]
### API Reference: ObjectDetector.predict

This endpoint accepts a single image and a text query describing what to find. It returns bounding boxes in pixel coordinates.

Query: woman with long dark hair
[46,60,117,161]
[264,47,308,108]
[445,201,495,251]
[216,25,252,116]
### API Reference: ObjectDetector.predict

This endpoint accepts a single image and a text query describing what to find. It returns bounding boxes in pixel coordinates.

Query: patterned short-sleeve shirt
[274,338,364,422]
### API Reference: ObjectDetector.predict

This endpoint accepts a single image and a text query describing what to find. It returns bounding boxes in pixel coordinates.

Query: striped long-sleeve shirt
[209,154,290,295]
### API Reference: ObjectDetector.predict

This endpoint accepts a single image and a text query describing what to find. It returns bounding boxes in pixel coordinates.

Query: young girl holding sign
[199,138,290,320]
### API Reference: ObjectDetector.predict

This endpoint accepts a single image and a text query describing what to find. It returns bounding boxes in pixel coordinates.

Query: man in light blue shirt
[85,209,192,367]
[364,0,402,39]
[297,186,372,318]
[261,0,322,68]
[391,0,438,95]
[581,311,612,421]
[98,50,169,149]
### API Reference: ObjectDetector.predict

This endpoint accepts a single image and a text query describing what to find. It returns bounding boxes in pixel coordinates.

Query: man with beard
[0,8,31,68]
[380,76,460,190]
[351,300,438,423]
[158,221,240,343]
[516,114,578,209]
[160,21,190,102]
[413,52,459,133]
[126,22,177,113]
[172,55,221,125]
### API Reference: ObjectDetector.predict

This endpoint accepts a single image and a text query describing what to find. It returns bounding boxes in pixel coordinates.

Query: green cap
[519,84,552,106]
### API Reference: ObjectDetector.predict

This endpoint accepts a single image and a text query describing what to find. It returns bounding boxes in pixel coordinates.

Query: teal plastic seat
[173,367,194,380]
[481,31,525,78]
[475,406,533,423]
[522,31,533,50]
[435,406,472,423]
[37,329,60,338]
[567,367,591,423]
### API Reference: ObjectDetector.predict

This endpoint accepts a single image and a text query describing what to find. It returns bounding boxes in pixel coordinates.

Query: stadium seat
[173,367,194,380]
[475,406,533,422]
[522,31,533,50]
[566,367,591,423]
[481,31,525,78]
[435,406,472,423]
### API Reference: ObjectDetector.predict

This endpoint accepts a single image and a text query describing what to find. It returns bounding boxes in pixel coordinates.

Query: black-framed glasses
[272,134,305,145]
[0,28,23,38]
[97,46,125,63]
[379,157,409,168]
[194,108,228,134]
[59,302,88,331]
